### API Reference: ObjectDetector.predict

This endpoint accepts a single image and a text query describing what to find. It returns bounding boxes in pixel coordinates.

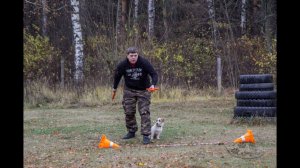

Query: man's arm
[113,63,124,90]
[144,60,158,86]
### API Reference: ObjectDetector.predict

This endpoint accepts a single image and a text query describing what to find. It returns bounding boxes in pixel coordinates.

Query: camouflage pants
[122,88,151,136]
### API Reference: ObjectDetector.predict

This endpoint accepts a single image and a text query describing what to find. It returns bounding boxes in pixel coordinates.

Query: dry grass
[24,93,276,168]
[24,81,234,109]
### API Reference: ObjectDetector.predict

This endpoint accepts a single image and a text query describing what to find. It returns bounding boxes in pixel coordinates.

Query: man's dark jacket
[113,56,158,90]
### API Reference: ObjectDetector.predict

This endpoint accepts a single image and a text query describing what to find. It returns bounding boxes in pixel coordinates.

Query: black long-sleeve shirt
[113,56,158,90]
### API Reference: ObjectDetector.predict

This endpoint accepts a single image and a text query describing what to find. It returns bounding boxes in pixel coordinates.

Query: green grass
[24,93,276,168]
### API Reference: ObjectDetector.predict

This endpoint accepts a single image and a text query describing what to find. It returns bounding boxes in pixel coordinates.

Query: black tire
[236,99,277,107]
[240,74,273,84]
[239,83,274,91]
[234,107,276,117]
[235,91,276,99]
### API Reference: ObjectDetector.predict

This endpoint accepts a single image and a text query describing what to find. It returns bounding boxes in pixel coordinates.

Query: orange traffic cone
[98,134,120,149]
[234,129,256,143]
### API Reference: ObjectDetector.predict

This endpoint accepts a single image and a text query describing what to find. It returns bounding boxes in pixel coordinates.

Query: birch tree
[241,0,247,35]
[206,0,222,95]
[70,0,84,84]
[148,0,155,41]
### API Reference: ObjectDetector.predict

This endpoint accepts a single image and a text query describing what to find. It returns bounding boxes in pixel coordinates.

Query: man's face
[127,52,138,64]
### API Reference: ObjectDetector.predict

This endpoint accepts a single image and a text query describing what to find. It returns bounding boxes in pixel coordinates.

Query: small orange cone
[234,129,256,143]
[98,134,120,149]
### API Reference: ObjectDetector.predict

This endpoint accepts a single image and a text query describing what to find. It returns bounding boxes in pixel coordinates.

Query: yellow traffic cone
[98,134,120,149]
[234,129,256,143]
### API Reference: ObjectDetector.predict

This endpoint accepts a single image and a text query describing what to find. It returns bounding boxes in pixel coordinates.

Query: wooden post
[60,55,65,89]
[217,57,222,95]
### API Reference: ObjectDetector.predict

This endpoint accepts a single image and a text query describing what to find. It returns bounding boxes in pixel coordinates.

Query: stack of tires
[234,74,277,117]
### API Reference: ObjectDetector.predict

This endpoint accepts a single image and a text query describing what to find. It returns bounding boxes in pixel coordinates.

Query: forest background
[23,0,276,108]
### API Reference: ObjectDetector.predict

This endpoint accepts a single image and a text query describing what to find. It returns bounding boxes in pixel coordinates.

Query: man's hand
[112,89,117,100]
[146,85,159,92]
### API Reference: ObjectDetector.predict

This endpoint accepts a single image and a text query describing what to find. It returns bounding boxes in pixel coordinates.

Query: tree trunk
[207,0,217,46]
[148,0,155,41]
[222,0,239,88]
[117,0,127,44]
[116,0,121,55]
[134,0,139,46]
[41,0,48,37]
[241,0,247,35]
[263,0,272,53]
[250,0,260,35]
[162,0,169,41]
[206,0,222,95]
[121,0,127,31]
[70,0,84,84]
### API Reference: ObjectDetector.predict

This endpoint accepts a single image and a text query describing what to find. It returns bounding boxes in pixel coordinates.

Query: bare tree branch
[24,0,68,12]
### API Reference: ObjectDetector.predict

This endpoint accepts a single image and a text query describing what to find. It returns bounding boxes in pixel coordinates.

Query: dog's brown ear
[161,118,164,122]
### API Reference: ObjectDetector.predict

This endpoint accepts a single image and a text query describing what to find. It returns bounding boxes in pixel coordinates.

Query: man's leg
[122,89,138,135]
[137,90,151,136]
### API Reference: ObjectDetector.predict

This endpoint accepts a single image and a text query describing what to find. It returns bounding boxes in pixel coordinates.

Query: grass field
[24,94,276,167]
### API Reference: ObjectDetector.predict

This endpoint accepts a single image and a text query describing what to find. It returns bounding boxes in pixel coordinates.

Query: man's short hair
[127,47,138,54]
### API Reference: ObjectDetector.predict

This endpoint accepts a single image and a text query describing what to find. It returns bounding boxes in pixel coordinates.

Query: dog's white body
[151,118,165,140]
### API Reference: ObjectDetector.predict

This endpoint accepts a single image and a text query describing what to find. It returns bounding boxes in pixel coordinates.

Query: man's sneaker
[143,135,151,144]
[122,132,135,139]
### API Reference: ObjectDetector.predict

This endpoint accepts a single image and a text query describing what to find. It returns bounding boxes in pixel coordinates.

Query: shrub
[24,31,60,82]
